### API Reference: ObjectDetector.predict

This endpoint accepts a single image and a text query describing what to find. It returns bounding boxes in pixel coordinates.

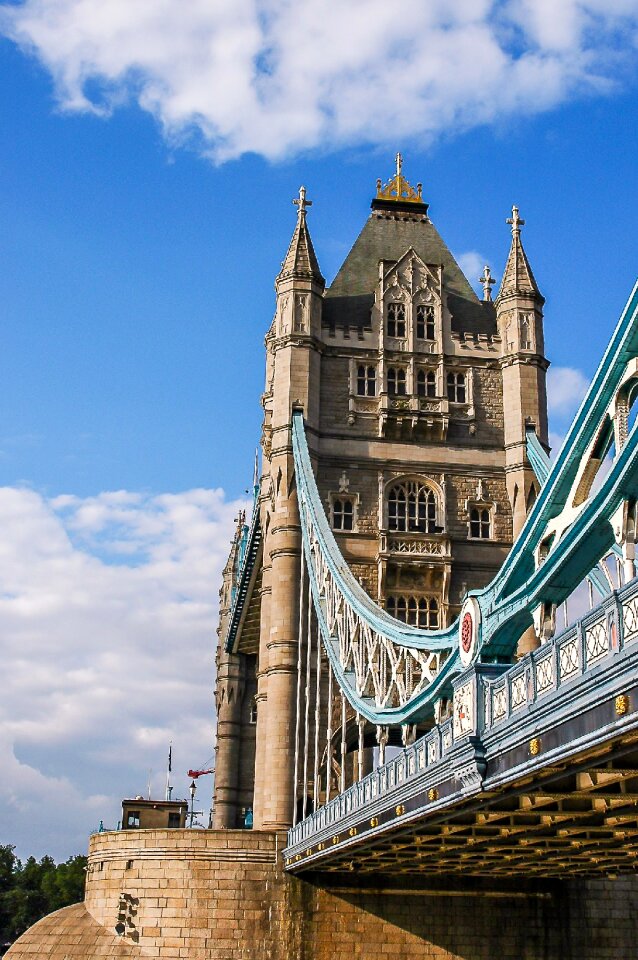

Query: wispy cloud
[547,365,590,419]
[455,251,489,295]
[2,0,638,161]
[0,485,244,860]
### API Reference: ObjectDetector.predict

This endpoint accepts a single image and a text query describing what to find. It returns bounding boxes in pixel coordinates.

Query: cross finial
[293,185,312,218]
[506,205,525,235]
[395,152,403,180]
[478,264,496,302]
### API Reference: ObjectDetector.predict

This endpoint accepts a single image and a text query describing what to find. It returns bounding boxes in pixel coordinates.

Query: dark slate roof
[323,207,496,334]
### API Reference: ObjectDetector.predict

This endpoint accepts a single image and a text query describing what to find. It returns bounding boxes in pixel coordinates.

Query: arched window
[332,498,354,531]
[470,507,491,539]
[388,480,437,533]
[387,302,406,338]
[416,304,435,340]
[387,367,407,397]
[357,365,376,396]
[447,372,466,403]
[387,595,439,628]
[387,596,407,622]
[417,370,436,398]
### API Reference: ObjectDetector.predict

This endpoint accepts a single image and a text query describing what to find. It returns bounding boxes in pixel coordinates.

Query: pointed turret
[495,205,549,656]
[254,187,325,829]
[277,186,325,286]
[273,186,325,343]
[497,206,544,304]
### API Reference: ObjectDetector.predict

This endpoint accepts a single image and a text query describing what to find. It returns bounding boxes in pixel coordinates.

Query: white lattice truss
[302,500,445,711]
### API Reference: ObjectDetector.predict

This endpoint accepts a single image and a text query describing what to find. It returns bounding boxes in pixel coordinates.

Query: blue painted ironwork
[525,426,550,486]
[225,507,262,654]
[526,426,618,601]
[285,573,638,860]
[292,281,638,723]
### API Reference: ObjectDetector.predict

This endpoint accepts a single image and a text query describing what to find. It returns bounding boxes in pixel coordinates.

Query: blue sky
[1,0,638,860]
[1,22,638,498]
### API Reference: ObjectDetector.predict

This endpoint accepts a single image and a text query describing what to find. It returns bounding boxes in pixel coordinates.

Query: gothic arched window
[332,498,354,531]
[388,480,437,533]
[387,595,407,622]
[470,507,491,539]
[447,371,466,403]
[417,369,436,398]
[387,302,406,338]
[387,595,439,628]
[387,367,407,397]
[416,304,435,341]
[357,365,376,397]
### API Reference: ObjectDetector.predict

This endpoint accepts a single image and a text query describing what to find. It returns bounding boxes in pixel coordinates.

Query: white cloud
[548,430,566,460]
[455,251,488,293]
[547,365,590,419]
[0,485,246,860]
[1,0,638,160]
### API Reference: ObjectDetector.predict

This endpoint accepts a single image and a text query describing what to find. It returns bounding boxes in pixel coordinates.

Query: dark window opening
[387,595,439,628]
[388,367,407,397]
[416,304,435,340]
[387,302,406,338]
[333,498,354,531]
[447,372,466,403]
[356,365,376,396]
[388,481,437,533]
[470,507,491,539]
[417,370,436,398]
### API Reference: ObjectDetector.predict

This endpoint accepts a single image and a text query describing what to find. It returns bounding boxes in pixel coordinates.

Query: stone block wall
[7,828,638,960]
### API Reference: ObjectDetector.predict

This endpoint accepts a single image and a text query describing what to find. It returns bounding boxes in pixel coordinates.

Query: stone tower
[214,158,549,831]
[495,205,548,537]
[13,160,638,960]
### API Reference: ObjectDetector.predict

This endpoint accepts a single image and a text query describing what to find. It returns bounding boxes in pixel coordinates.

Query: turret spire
[497,205,543,303]
[278,186,324,286]
[478,265,495,302]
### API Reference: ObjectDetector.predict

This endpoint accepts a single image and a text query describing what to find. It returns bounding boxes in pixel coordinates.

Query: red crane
[187,768,214,779]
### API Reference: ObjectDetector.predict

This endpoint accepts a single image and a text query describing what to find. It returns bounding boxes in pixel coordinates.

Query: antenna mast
[165,742,172,801]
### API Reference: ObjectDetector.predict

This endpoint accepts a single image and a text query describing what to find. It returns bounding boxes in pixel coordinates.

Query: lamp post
[189,780,196,828]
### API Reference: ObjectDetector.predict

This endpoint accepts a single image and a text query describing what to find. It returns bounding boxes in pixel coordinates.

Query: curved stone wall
[5,902,144,958]
[7,827,638,959]
[7,829,288,960]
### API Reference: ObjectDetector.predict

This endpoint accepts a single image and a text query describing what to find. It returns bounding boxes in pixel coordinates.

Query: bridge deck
[284,579,638,878]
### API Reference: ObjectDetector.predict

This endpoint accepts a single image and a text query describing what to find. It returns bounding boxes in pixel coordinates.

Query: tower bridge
[9,159,638,960]
[284,576,638,878]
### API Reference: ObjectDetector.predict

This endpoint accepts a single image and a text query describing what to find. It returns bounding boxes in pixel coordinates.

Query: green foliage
[0,845,86,951]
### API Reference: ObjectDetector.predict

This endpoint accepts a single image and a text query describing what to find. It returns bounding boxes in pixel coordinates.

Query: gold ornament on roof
[376,153,423,203]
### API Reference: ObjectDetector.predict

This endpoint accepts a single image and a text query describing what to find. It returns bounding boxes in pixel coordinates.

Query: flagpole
[165,742,172,801]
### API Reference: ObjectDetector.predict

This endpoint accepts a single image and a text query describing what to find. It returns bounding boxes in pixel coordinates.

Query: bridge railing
[288,714,458,847]
[484,580,638,733]
[287,576,638,851]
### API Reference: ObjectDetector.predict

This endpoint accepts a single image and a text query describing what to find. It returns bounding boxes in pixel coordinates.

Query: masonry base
[6,829,638,959]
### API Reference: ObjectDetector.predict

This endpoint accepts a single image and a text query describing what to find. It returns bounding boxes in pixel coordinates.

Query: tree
[0,846,18,950]
[0,845,87,952]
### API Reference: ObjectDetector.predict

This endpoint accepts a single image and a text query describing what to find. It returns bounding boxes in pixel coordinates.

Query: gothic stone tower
[214,159,549,831]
